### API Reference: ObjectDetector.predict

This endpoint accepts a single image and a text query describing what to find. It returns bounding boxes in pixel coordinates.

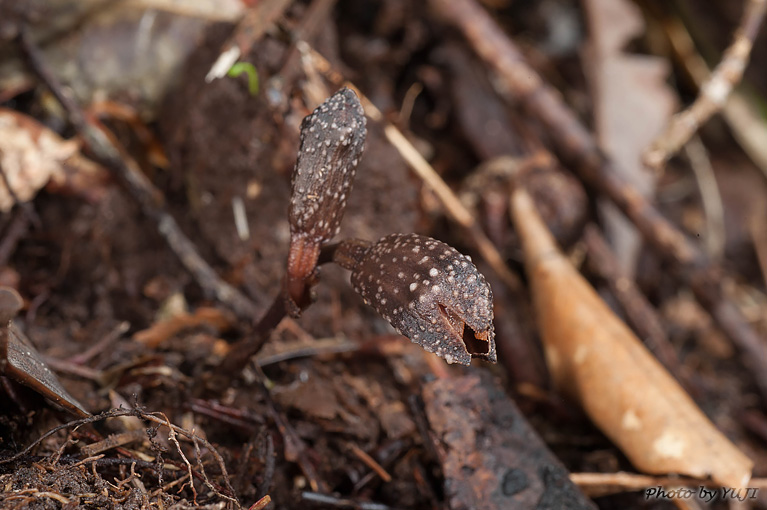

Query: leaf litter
[1,1,767,509]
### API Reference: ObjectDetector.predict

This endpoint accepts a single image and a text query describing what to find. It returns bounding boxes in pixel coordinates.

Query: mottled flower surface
[286,88,367,310]
[349,233,496,365]
[289,87,366,243]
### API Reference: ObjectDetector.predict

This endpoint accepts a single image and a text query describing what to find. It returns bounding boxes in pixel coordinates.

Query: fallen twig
[429,0,767,406]
[163,412,199,504]
[79,429,146,457]
[683,137,725,259]
[0,207,30,267]
[583,225,696,394]
[18,28,259,322]
[187,399,264,434]
[660,13,767,179]
[300,491,396,510]
[68,321,130,365]
[348,443,392,483]
[269,0,338,102]
[252,362,326,493]
[256,338,359,367]
[644,0,767,170]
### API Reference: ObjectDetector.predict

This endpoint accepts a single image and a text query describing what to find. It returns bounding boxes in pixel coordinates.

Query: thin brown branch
[68,321,130,365]
[645,0,767,170]
[348,443,392,483]
[0,207,30,266]
[256,338,359,367]
[216,287,288,379]
[18,28,258,322]
[660,13,767,178]
[583,225,696,394]
[136,409,240,506]
[252,362,326,493]
[429,0,767,406]
[163,412,199,504]
[79,429,146,457]
[683,137,725,259]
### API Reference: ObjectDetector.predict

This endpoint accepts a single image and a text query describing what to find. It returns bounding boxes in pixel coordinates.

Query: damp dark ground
[0,1,766,509]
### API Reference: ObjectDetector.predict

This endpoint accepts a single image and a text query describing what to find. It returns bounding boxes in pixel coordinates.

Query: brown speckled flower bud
[289,87,366,243]
[349,233,496,365]
[286,88,367,311]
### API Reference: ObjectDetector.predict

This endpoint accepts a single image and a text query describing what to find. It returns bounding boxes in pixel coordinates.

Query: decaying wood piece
[511,188,753,487]
[423,372,596,510]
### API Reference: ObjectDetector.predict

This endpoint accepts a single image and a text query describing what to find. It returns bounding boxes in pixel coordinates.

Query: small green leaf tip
[227,62,260,96]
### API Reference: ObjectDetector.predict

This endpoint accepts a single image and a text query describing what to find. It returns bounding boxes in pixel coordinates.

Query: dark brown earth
[1,0,766,509]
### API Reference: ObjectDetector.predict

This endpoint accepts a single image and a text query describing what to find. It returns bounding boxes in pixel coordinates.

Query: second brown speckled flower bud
[349,233,496,365]
[289,87,366,243]
[286,88,367,311]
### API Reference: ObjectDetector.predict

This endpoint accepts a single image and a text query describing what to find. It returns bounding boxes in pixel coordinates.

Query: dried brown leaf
[133,306,234,349]
[0,109,109,211]
[511,188,753,487]
[0,288,89,417]
[0,109,77,211]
